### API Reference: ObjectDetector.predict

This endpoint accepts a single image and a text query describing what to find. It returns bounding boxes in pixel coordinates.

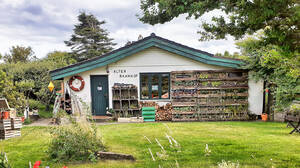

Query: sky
[0,0,239,59]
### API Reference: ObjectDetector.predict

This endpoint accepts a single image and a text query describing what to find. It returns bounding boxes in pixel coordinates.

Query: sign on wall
[113,69,138,78]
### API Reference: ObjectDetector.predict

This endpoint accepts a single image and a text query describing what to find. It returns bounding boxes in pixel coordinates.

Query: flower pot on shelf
[3,111,10,119]
[261,113,268,121]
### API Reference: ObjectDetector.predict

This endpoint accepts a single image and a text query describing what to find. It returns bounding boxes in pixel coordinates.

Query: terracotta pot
[261,114,268,121]
[3,111,10,119]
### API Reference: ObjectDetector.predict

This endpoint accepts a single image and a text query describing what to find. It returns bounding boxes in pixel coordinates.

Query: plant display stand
[112,83,140,117]
[171,70,249,121]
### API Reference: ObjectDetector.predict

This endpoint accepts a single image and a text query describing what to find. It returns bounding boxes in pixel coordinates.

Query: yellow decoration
[48,81,54,92]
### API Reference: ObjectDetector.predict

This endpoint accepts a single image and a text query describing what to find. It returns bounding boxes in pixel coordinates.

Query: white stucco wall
[63,47,264,115]
[63,66,108,104]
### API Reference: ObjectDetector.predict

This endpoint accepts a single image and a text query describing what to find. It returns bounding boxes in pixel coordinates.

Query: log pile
[139,101,158,108]
[140,101,172,121]
[156,103,172,121]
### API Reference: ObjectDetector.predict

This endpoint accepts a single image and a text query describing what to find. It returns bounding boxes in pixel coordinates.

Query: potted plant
[261,113,268,121]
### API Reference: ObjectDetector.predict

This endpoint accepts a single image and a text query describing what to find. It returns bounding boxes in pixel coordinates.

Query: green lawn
[0,122,299,168]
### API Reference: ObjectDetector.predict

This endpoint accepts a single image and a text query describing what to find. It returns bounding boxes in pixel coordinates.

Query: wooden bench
[285,115,300,134]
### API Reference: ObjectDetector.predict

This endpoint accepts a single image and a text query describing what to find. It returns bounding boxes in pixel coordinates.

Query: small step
[91,116,113,122]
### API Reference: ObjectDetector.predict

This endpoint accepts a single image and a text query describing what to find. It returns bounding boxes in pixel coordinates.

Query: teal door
[91,75,109,116]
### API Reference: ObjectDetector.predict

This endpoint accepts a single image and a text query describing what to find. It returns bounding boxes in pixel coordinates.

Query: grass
[0,122,299,168]
[37,104,53,118]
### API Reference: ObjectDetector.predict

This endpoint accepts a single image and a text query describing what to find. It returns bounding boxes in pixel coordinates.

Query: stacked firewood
[139,101,158,109]
[156,103,172,121]
[139,101,172,121]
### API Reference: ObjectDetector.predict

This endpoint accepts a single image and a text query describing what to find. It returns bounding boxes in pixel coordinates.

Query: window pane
[151,74,159,99]
[161,74,169,99]
[140,73,170,100]
[141,74,149,99]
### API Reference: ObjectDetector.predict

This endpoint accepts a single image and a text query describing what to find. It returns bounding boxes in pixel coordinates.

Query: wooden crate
[0,130,15,139]
[11,118,22,129]
[0,129,21,140]
[0,119,11,130]
[12,129,21,137]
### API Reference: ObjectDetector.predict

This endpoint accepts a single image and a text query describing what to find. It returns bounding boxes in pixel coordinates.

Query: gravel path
[27,118,53,126]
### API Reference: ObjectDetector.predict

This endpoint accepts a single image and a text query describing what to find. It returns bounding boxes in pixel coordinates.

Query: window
[140,73,170,100]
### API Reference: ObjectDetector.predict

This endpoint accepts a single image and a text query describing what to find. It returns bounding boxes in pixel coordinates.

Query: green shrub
[48,119,105,162]
[23,118,32,125]
[28,99,40,110]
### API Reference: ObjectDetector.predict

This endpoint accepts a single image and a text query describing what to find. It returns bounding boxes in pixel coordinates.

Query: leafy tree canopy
[0,60,59,109]
[0,49,75,112]
[0,69,26,112]
[45,51,77,67]
[215,51,245,60]
[139,0,299,52]
[65,12,116,62]
[2,45,36,63]
[236,32,299,110]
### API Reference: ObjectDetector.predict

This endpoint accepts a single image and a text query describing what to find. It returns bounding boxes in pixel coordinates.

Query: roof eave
[50,34,245,80]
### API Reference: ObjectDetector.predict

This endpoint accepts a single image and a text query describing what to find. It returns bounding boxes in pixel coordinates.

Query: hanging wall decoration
[68,76,85,92]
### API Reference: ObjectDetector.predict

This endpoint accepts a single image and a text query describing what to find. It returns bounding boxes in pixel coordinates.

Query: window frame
[140,72,170,100]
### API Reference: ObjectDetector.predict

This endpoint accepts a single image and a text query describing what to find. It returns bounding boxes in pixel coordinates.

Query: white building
[50,33,263,120]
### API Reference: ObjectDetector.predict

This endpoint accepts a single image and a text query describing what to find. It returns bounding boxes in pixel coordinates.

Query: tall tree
[3,46,36,63]
[139,0,299,52]
[235,33,299,110]
[65,12,116,62]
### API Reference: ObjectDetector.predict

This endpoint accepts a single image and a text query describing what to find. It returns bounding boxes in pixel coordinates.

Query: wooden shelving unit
[171,70,249,121]
[112,83,140,117]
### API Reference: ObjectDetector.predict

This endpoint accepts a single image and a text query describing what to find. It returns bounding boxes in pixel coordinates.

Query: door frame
[90,75,109,116]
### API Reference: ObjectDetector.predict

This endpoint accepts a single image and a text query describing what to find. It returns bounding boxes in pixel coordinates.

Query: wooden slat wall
[0,118,22,140]
[171,70,249,121]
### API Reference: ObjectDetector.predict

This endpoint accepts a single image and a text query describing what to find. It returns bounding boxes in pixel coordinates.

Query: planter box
[11,118,22,129]
[0,119,11,130]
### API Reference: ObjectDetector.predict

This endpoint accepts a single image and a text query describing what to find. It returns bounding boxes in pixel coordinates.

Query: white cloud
[0,0,238,58]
